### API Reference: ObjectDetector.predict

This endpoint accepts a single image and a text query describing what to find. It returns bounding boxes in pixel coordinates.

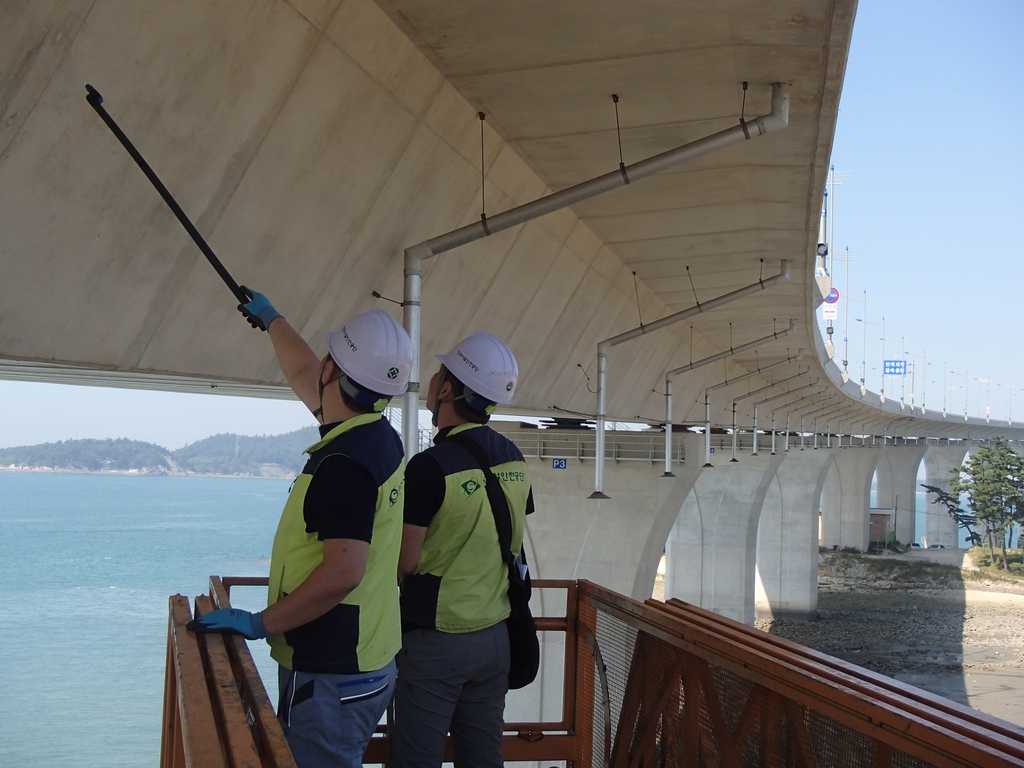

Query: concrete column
[505,432,704,725]
[665,452,785,624]
[876,445,927,545]
[755,450,834,621]
[819,447,881,552]
[525,433,705,600]
[922,444,969,548]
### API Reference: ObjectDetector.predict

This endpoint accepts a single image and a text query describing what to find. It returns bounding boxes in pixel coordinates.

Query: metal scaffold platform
[162,578,1024,767]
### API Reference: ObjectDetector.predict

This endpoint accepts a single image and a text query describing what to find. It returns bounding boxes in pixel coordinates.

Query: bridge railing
[161,578,1024,767]
[493,426,687,465]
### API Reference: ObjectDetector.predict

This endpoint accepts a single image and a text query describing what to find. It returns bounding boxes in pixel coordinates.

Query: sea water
[0,472,288,767]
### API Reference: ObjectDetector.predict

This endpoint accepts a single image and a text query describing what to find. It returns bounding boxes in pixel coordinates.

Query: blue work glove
[186,608,268,640]
[237,286,282,331]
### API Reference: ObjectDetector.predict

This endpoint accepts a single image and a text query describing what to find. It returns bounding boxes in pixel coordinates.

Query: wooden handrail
[163,577,1024,767]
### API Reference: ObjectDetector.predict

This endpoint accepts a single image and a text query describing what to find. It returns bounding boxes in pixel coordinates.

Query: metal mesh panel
[892,749,941,768]
[584,599,944,768]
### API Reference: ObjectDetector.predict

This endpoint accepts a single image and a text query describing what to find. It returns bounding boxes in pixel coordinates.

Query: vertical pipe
[813,418,819,449]
[752,405,759,455]
[402,251,423,461]
[704,394,712,467]
[731,403,738,462]
[590,351,610,498]
[663,377,674,477]
[771,412,777,455]
[800,415,806,450]
[826,421,832,448]
[784,414,791,452]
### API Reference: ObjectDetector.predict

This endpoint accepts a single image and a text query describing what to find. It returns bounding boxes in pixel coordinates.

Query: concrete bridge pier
[665,452,785,624]
[922,444,970,548]
[524,433,704,601]
[755,449,835,621]
[505,431,704,724]
[819,448,882,552]
[876,445,927,545]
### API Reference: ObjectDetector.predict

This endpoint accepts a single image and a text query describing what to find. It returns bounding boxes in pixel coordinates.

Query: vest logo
[461,479,482,497]
[388,480,404,506]
[388,367,399,379]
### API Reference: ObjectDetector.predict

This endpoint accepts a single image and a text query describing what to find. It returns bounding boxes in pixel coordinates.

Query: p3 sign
[552,459,567,470]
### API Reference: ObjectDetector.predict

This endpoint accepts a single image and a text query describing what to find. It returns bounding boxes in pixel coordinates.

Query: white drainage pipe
[797,398,843,446]
[751,382,823,455]
[401,84,792,460]
[592,262,791,496]
[731,369,810,456]
[694,339,800,469]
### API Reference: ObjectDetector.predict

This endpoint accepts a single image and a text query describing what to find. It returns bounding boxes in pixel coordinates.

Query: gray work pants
[277,659,396,768]
[391,623,510,768]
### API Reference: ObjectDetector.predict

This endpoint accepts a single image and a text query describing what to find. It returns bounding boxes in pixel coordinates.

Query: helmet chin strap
[317,357,390,422]
[430,370,447,428]
[313,357,341,424]
[431,369,491,427]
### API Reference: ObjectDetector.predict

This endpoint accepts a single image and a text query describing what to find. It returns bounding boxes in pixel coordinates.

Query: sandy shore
[758,552,1024,728]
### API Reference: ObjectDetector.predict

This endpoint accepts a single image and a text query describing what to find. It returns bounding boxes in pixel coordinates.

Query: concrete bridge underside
[5,1,1024,630]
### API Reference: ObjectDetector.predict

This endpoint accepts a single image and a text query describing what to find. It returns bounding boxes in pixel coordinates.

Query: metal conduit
[794,399,845,448]
[762,386,828,455]
[804,401,856,449]
[728,367,808,463]
[828,408,860,446]
[750,379,821,455]
[832,406,863,446]
[663,332,799,474]
[591,264,791,496]
[770,391,827,456]
[685,322,797,469]
[400,84,791,460]
[700,353,805,464]
[782,394,838,452]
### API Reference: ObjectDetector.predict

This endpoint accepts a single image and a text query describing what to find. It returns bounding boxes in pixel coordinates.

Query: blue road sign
[552,459,567,470]
[709,447,715,454]
[883,360,906,376]
[825,286,840,304]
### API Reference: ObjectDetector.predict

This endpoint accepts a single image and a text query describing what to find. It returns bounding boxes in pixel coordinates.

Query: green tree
[920,483,981,548]
[949,437,1024,571]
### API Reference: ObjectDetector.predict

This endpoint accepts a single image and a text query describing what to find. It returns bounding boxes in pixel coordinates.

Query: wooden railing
[161,578,1024,767]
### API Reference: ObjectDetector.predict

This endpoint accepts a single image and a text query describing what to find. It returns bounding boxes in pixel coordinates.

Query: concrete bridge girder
[755,448,835,621]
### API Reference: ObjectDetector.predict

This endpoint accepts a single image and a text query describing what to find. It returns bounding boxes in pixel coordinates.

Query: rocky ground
[756,550,1024,727]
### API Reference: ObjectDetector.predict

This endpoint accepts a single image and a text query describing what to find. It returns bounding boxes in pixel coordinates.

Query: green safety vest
[267,413,404,673]
[402,423,531,633]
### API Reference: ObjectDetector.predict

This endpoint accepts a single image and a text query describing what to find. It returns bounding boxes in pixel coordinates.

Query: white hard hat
[326,309,412,398]
[436,332,518,406]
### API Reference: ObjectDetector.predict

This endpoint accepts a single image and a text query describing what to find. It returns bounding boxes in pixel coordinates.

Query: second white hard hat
[326,308,412,397]
[436,331,518,406]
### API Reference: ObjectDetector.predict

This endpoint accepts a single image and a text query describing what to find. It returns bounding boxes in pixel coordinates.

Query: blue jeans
[277,659,396,768]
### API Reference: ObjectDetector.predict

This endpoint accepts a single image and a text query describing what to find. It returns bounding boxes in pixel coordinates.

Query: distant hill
[0,426,321,477]
[172,428,320,476]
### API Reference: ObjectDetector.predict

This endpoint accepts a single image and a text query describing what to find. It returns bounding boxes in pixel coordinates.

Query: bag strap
[446,431,517,573]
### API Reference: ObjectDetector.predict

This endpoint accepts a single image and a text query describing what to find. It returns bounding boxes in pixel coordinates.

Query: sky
[2,1,1023,449]
[822,0,1024,421]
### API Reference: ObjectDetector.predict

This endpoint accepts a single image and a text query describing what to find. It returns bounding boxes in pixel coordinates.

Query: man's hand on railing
[187,608,268,640]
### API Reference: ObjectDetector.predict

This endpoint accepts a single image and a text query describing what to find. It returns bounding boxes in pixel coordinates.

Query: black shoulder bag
[447,432,540,690]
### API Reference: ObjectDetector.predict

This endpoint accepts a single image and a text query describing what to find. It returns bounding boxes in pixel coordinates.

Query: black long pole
[84,84,249,305]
